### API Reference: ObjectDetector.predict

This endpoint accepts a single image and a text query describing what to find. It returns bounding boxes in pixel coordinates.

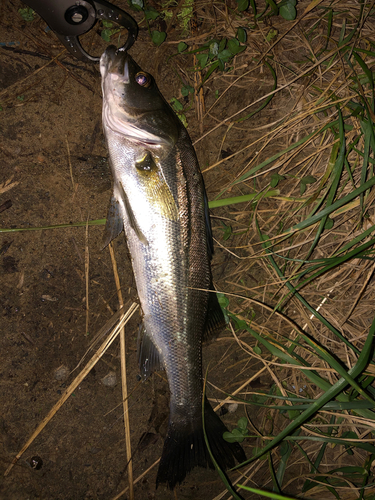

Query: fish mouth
[100,45,130,84]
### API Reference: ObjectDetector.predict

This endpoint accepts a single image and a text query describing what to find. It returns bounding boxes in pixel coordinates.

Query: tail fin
[156,398,246,490]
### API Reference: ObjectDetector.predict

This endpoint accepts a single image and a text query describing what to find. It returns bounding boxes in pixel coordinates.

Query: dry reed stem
[108,242,134,500]
[4,302,138,477]
[85,219,90,336]
[65,136,75,192]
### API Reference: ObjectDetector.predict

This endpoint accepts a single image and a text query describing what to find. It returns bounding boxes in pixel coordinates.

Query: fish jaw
[100,46,180,149]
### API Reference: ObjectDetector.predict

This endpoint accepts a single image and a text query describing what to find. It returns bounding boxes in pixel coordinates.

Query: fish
[100,45,246,489]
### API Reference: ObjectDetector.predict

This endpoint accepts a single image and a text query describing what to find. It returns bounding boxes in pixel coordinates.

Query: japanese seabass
[100,45,245,489]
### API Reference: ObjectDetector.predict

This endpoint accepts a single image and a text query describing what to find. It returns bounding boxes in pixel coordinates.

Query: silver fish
[100,45,245,489]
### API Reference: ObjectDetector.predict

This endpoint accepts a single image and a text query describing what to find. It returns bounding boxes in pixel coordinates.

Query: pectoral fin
[102,195,124,249]
[137,325,164,380]
[119,182,149,246]
[135,152,178,221]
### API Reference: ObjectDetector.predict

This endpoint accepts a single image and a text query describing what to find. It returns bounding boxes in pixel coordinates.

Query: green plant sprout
[100,20,120,42]
[18,7,35,21]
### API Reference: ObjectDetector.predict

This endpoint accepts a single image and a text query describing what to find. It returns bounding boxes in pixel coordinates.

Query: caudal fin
[156,398,246,490]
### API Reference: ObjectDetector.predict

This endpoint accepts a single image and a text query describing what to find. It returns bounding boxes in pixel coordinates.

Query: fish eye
[135,72,151,88]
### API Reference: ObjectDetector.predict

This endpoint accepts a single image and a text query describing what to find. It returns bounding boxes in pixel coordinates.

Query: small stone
[227,403,239,413]
[100,371,117,387]
[54,365,69,381]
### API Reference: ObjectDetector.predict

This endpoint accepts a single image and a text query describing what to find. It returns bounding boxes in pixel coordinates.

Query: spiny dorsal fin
[137,325,164,380]
[102,195,124,249]
[203,189,214,260]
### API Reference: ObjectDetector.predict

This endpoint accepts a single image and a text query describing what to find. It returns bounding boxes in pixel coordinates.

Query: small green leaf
[280,3,297,20]
[236,0,249,11]
[223,429,245,443]
[102,20,114,27]
[145,8,159,20]
[227,39,246,56]
[18,7,35,21]
[287,408,301,420]
[181,84,194,97]
[229,313,248,331]
[300,175,316,194]
[324,217,334,230]
[218,38,227,53]
[253,345,262,355]
[279,441,291,457]
[101,29,111,42]
[227,38,239,52]
[266,28,278,42]
[130,0,144,10]
[270,173,285,187]
[170,97,183,111]
[237,28,247,44]
[237,417,248,433]
[177,41,188,52]
[196,53,209,68]
[218,49,233,64]
[302,175,316,184]
[217,292,229,309]
[223,431,237,443]
[179,114,188,128]
[151,30,166,46]
[220,222,232,241]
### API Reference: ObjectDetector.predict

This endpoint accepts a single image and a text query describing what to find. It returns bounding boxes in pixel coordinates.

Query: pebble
[227,403,239,413]
[100,371,117,387]
[54,365,69,381]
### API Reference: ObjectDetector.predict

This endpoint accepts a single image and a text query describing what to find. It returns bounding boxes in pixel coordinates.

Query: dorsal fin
[203,289,227,342]
[203,189,214,259]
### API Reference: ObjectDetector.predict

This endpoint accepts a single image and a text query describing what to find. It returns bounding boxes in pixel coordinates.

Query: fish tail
[156,397,246,490]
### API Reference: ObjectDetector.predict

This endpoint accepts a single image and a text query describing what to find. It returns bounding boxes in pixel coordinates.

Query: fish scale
[100,45,246,489]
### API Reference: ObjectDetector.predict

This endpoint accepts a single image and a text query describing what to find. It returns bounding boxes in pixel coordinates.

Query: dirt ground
[0,1,279,499]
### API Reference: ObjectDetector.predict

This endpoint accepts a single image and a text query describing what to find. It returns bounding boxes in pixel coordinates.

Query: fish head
[100,46,180,150]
